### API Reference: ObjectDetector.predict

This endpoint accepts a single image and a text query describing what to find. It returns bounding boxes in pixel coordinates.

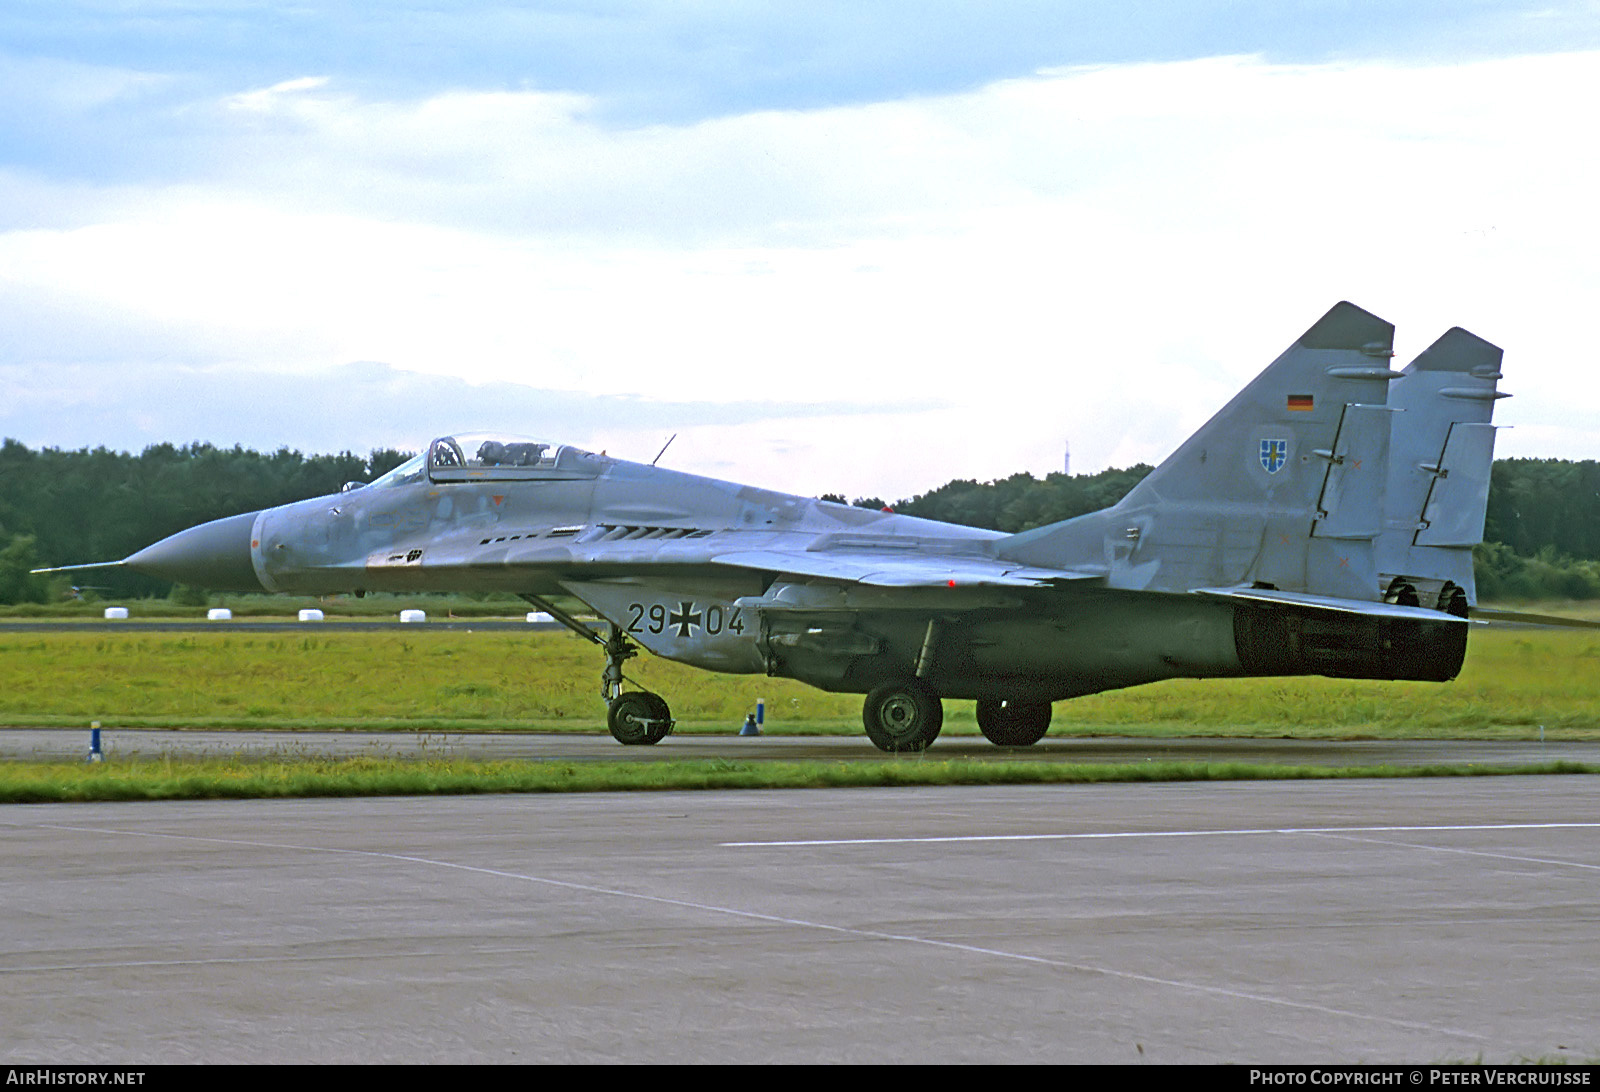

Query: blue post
[87,723,103,763]
[756,698,765,728]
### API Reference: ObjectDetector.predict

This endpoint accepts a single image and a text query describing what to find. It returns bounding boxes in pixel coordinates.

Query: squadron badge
[1260,438,1288,474]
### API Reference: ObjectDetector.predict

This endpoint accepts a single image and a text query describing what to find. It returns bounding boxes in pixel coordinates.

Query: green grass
[1,625,1597,738]
[2,755,1595,804]
[6,616,1597,801]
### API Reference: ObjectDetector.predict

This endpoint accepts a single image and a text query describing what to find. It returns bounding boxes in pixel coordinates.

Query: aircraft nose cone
[125,510,264,591]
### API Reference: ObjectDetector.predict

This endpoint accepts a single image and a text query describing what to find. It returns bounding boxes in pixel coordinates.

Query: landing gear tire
[863,680,943,752]
[608,691,674,745]
[974,699,1052,746]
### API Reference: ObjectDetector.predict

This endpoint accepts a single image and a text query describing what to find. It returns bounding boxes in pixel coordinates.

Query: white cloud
[2,51,1597,498]
[226,75,332,112]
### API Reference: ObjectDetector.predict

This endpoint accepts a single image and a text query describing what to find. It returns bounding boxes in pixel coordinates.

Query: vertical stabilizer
[1376,327,1506,610]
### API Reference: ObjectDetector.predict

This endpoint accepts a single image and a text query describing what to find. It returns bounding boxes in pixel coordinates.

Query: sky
[3,1,1599,502]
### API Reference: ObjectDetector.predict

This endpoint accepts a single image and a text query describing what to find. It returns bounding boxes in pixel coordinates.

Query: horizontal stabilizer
[712,549,1100,588]
[1193,585,1469,623]
[1468,606,1600,630]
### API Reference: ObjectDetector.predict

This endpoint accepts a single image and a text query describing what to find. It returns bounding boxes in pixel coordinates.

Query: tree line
[1,439,1596,603]
[0,440,410,602]
[848,458,1600,601]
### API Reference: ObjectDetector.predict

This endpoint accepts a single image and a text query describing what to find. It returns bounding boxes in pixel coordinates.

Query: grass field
[2,755,1594,804]
[1,622,1597,738]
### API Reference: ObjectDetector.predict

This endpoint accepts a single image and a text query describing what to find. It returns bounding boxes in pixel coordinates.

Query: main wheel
[862,680,943,752]
[607,691,674,745]
[974,699,1052,746]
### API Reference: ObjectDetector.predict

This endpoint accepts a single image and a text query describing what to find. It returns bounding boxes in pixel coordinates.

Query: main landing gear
[859,685,1054,752]
[862,679,943,752]
[974,698,1052,747]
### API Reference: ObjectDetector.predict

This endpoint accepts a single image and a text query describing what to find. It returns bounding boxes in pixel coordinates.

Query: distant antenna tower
[1063,440,1071,477]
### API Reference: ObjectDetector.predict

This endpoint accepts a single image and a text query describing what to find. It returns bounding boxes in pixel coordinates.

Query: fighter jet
[40,302,1513,751]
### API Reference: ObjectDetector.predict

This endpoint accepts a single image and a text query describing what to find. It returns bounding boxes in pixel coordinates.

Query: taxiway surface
[3,777,1597,1063]
[4,726,1599,768]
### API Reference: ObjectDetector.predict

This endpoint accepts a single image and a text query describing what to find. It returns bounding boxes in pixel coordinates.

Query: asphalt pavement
[2,725,1597,767]
[3,777,1597,1063]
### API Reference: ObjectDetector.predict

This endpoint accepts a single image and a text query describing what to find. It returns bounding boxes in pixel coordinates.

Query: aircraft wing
[709,549,1102,588]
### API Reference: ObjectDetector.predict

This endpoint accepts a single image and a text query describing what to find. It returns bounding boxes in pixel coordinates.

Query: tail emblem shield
[1260,438,1288,474]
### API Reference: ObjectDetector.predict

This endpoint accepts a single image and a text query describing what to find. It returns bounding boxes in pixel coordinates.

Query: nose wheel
[600,625,674,744]
[516,595,677,746]
[607,690,675,745]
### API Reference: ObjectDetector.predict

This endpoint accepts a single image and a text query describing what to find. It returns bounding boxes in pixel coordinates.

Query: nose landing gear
[519,593,675,745]
[607,689,674,745]
[600,625,674,745]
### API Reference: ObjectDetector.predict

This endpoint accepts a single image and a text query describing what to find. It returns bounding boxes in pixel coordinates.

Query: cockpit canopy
[427,433,597,481]
[442,436,555,470]
[364,434,602,489]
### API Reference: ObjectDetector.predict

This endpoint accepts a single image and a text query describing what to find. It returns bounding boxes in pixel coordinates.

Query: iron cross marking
[668,601,703,638]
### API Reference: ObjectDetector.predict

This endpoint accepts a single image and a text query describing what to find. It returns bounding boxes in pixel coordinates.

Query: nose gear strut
[519,593,675,744]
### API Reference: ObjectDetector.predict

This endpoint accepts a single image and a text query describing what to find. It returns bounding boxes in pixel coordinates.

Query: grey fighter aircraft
[40,302,1513,751]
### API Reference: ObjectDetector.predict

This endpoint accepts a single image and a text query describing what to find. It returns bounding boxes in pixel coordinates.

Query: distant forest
[0,440,412,602]
[841,458,1600,601]
[1,438,1596,602]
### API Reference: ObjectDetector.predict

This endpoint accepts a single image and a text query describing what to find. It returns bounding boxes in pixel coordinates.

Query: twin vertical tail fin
[996,300,1510,686]
[1001,301,1507,614]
